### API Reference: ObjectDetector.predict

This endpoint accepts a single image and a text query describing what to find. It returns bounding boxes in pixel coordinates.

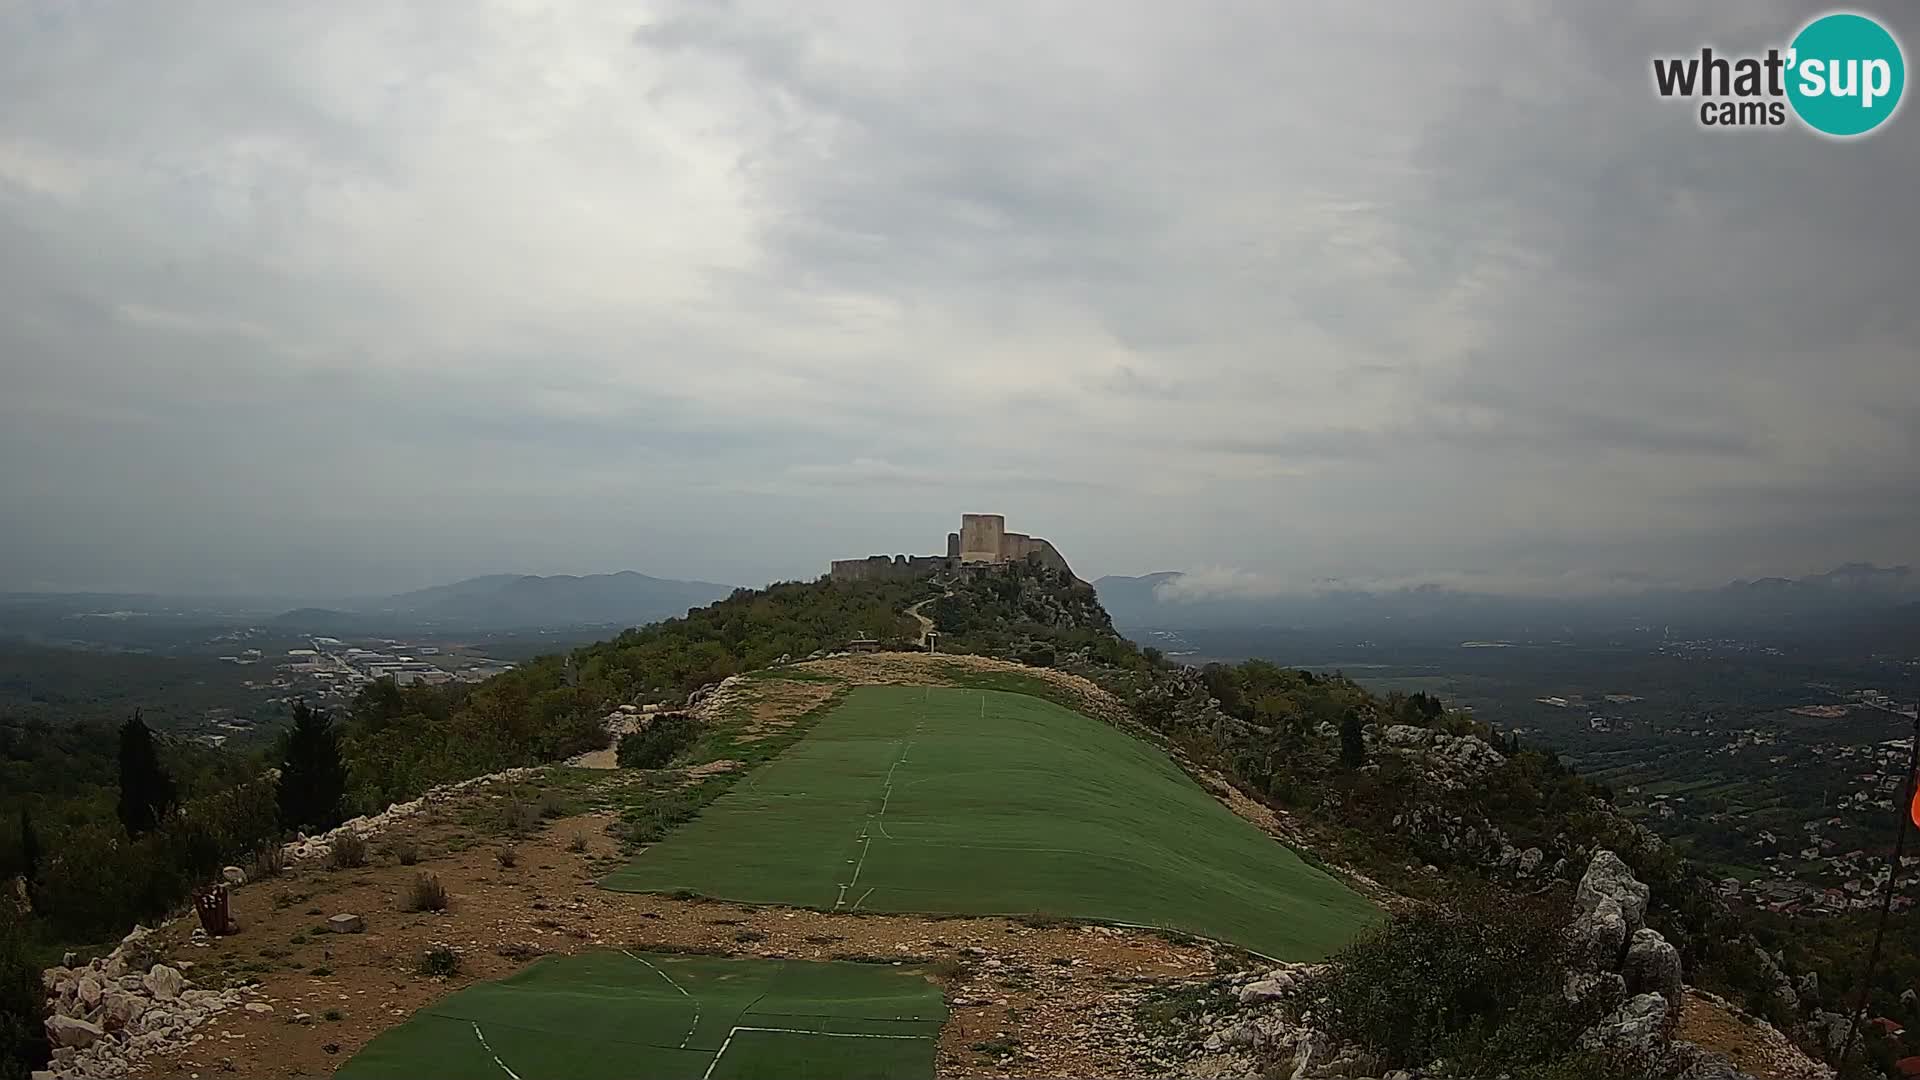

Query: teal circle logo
[1787,12,1905,136]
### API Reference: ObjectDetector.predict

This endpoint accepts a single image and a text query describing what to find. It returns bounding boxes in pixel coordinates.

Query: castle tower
[958,513,1006,563]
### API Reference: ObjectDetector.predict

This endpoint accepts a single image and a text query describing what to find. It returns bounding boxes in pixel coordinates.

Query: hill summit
[828,512,1079,584]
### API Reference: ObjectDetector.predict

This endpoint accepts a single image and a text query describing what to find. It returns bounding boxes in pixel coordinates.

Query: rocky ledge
[36,924,270,1079]
[1161,851,1826,1080]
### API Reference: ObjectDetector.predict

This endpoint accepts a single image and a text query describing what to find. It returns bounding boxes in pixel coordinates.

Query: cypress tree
[1339,711,1367,769]
[15,810,34,886]
[278,700,348,834]
[116,710,177,836]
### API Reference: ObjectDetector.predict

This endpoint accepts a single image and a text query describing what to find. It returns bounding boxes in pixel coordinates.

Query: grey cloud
[0,0,1914,596]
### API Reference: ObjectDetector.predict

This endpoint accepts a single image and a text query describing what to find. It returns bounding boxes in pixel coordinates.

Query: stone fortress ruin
[829,513,1078,584]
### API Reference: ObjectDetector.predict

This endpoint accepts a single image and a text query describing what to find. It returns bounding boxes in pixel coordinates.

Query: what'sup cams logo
[1653,11,1905,136]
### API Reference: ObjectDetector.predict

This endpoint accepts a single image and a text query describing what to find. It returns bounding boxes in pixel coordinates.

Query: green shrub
[617,716,701,770]
[1017,646,1055,668]
[930,957,972,981]
[250,841,287,880]
[1307,889,1630,1074]
[617,789,706,847]
[31,825,141,941]
[971,1035,1021,1057]
[389,841,420,866]
[403,873,448,913]
[495,847,518,869]
[1,898,48,1080]
[326,833,367,870]
[417,944,460,977]
[497,801,540,837]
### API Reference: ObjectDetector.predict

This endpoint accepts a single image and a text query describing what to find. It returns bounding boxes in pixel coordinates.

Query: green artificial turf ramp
[336,950,945,1080]
[603,685,1378,959]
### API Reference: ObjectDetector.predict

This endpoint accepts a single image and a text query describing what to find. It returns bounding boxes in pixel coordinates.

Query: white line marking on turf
[701,1025,933,1080]
[837,720,920,907]
[848,834,872,887]
[622,950,701,1049]
[876,747,906,839]
[851,886,875,910]
[735,1025,928,1039]
[471,1022,525,1080]
[834,823,872,910]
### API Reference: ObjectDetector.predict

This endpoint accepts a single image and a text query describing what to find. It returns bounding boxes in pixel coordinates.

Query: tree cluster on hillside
[0,696,363,1075]
[0,716,271,929]
[929,561,1150,671]
[0,713,258,831]
[334,578,926,809]
[0,700,360,941]
[579,579,928,697]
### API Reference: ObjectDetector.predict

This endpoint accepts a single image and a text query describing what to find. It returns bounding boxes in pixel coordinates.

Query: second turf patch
[337,950,945,1080]
[602,685,1378,959]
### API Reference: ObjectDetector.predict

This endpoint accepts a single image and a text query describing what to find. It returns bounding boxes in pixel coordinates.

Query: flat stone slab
[326,913,365,934]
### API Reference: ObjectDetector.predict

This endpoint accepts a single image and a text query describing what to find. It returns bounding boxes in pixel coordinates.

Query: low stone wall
[279,765,545,864]
[40,923,270,1079]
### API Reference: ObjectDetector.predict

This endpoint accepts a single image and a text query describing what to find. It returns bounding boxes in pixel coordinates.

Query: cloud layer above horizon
[2,1,1915,598]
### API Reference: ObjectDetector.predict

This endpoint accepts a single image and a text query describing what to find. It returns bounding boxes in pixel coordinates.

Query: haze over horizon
[4,2,1917,599]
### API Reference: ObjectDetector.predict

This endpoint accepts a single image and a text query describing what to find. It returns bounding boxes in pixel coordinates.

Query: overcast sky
[2,1,1915,598]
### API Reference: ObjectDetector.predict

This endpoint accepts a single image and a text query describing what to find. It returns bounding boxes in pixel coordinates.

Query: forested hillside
[5,563,1915,1076]
[339,578,928,807]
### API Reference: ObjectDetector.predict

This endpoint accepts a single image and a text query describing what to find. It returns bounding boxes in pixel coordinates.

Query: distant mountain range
[1093,563,1920,634]
[0,572,740,638]
[1719,562,1913,596]
[355,571,737,629]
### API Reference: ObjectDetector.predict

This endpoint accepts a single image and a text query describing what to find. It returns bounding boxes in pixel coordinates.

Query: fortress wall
[830,554,949,584]
[1002,535,1075,578]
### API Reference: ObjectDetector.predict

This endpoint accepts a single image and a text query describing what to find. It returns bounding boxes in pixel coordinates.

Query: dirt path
[564,712,640,769]
[1678,989,1834,1080]
[905,592,948,648]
